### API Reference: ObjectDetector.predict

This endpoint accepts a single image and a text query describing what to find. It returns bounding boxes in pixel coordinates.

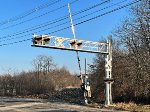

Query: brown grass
[87,102,150,111]
[105,102,150,111]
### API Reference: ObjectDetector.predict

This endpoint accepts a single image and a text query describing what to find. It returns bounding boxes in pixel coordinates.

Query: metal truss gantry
[31,34,113,105]
[32,35,108,53]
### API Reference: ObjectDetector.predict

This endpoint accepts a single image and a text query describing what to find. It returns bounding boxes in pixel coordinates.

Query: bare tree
[89,0,149,104]
[32,55,56,73]
[114,0,150,102]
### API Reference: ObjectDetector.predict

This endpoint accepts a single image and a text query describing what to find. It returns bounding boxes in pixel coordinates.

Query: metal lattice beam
[31,35,108,54]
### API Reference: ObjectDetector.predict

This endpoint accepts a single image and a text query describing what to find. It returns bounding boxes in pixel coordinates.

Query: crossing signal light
[70,40,76,46]
[32,34,42,45]
[43,38,50,45]
[70,40,82,48]
[81,83,85,91]
[77,41,82,48]
[42,35,50,45]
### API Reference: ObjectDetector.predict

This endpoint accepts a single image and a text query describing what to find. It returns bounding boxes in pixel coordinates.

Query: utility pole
[84,58,91,102]
[84,58,88,104]
[37,64,40,94]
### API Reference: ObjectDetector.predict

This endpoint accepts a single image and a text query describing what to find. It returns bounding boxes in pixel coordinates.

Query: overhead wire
[0,0,108,33]
[0,0,137,43]
[48,0,141,34]
[0,0,132,43]
[0,0,80,31]
[0,0,63,27]
[0,0,141,47]
[0,0,113,40]
[0,0,136,42]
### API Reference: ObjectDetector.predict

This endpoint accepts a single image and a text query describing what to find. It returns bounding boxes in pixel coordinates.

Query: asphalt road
[0,97,113,112]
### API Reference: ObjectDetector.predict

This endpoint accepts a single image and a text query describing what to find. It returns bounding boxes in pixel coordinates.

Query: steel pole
[104,35,113,105]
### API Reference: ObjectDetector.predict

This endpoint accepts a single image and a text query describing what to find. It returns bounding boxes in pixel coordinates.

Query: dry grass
[105,102,150,111]
[87,102,150,111]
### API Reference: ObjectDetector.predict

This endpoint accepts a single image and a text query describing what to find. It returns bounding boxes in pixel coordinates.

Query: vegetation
[0,55,80,96]
[89,0,149,104]
[0,0,149,108]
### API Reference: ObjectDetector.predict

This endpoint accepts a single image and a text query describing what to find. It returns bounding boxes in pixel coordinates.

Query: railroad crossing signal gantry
[32,34,108,53]
[31,34,113,105]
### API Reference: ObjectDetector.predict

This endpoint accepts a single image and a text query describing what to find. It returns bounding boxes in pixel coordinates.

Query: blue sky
[0,0,136,74]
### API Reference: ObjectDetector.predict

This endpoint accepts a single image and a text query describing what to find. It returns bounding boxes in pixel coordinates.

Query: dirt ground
[0,97,112,112]
[0,97,149,112]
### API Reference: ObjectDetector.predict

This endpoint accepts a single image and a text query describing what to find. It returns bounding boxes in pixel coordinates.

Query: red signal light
[32,36,42,44]
[70,40,76,46]
[42,35,50,45]
[77,41,82,48]
[43,38,50,45]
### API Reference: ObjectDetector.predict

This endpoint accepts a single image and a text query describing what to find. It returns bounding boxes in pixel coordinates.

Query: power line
[72,0,111,16]
[0,0,140,47]
[0,0,131,42]
[0,0,80,31]
[0,0,108,32]
[0,21,68,43]
[73,0,141,27]
[0,0,111,40]
[47,0,140,35]
[29,0,130,34]
[0,0,63,27]
[74,0,129,21]
[0,18,68,41]
[0,0,135,42]
[0,0,137,42]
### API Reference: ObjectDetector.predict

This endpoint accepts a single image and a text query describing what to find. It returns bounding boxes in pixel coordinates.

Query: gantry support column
[104,35,114,105]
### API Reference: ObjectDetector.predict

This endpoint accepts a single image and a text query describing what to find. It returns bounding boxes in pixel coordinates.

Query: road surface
[0,97,113,112]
